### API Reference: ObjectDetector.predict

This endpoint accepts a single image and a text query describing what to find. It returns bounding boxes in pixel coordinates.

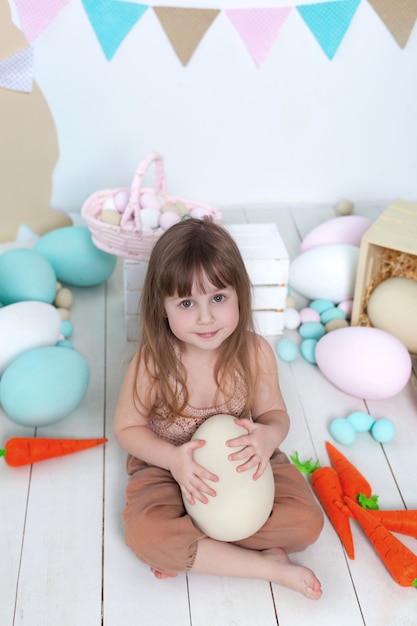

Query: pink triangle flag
[14,0,71,43]
[226,7,292,67]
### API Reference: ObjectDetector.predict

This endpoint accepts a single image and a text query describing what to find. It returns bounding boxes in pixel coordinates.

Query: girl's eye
[180,299,193,309]
[213,294,225,303]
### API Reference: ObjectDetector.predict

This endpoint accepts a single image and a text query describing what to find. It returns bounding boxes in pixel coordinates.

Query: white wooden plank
[187,576,278,626]
[13,281,108,625]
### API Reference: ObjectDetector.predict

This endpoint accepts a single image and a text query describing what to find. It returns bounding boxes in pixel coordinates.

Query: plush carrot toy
[290,452,354,559]
[346,497,417,587]
[311,465,355,559]
[0,437,108,467]
[367,509,417,539]
[325,441,379,509]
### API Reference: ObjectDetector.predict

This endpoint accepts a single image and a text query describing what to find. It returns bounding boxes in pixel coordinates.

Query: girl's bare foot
[151,567,178,580]
[264,548,322,600]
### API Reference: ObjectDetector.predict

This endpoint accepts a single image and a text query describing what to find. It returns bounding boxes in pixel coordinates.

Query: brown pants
[123,449,324,575]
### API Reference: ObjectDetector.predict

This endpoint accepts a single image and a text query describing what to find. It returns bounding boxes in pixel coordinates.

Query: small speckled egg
[320,307,346,325]
[329,417,357,445]
[140,192,163,211]
[61,319,73,338]
[159,211,181,231]
[283,308,301,330]
[285,295,297,309]
[114,189,129,213]
[324,318,349,333]
[140,208,160,230]
[299,307,320,323]
[299,322,325,341]
[101,208,121,225]
[190,206,210,219]
[336,200,354,215]
[276,338,298,362]
[338,300,353,320]
[54,287,73,309]
[300,339,317,364]
[309,299,334,315]
[346,411,375,432]
[371,419,396,443]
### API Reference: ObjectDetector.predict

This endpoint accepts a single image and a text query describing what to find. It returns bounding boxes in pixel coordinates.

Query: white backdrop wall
[10,0,417,212]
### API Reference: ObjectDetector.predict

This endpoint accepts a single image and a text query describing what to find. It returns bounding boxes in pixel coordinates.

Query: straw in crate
[81,152,221,261]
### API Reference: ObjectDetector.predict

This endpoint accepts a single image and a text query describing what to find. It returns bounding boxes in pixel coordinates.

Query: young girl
[114,218,324,599]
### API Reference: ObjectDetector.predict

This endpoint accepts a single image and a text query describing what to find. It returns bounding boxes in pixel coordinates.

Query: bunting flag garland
[81,0,149,60]
[13,0,71,43]
[367,0,417,48]
[297,0,362,60]
[0,45,34,92]
[153,7,220,66]
[3,0,416,90]
[225,7,292,67]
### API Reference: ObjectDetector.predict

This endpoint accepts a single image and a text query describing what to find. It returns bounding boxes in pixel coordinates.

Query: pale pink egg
[300,216,372,252]
[159,211,181,231]
[315,326,411,400]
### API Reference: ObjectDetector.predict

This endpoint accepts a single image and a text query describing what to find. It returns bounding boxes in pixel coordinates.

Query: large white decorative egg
[367,277,417,353]
[300,215,372,252]
[289,244,359,303]
[183,414,275,542]
[0,301,62,375]
[315,326,412,400]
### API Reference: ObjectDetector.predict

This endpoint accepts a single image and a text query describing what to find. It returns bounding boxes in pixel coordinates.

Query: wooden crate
[351,199,417,325]
[124,223,289,340]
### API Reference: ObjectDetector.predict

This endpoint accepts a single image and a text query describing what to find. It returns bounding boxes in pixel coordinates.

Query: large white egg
[0,301,62,375]
[300,215,372,252]
[367,277,417,353]
[183,414,275,542]
[315,326,412,400]
[289,244,359,303]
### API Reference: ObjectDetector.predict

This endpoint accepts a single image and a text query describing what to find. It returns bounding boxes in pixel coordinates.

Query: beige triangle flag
[367,0,417,48]
[153,7,220,66]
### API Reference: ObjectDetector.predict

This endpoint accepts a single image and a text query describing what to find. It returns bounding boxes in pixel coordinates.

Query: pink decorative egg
[300,216,372,252]
[315,326,412,400]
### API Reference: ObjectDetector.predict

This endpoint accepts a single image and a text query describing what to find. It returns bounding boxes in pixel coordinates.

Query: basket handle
[121,152,167,229]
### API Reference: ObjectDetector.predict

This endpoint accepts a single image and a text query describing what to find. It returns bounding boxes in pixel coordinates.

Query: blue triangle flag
[82,0,148,60]
[297,0,361,60]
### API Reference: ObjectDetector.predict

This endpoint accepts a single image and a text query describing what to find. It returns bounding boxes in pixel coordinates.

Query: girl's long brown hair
[134,217,256,418]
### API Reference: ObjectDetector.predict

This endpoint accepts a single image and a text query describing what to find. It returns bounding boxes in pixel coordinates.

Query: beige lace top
[148,372,248,446]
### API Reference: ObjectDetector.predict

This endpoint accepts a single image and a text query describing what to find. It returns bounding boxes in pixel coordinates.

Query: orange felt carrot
[0,437,108,467]
[325,441,378,508]
[310,466,355,559]
[367,509,417,539]
[346,497,417,587]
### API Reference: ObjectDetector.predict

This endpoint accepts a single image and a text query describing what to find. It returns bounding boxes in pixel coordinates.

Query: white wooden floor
[1,205,416,626]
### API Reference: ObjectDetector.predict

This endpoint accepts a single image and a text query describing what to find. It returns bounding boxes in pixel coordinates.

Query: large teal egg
[35,226,117,286]
[0,248,56,305]
[0,346,90,426]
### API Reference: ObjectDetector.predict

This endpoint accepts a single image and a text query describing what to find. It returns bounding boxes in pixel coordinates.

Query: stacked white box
[124,222,289,340]
[226,223,289,336]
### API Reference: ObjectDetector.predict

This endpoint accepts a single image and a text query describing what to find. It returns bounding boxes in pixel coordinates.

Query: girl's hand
[226,418,278,480]
[168,439,219,506]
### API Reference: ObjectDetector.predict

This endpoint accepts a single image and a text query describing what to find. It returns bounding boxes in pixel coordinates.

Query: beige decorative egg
[101,208,121,225]
[183,414,275,542]
[367,277,417,353]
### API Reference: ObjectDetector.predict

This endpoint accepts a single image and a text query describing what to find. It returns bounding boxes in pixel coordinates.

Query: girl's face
[164,276,239,355]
